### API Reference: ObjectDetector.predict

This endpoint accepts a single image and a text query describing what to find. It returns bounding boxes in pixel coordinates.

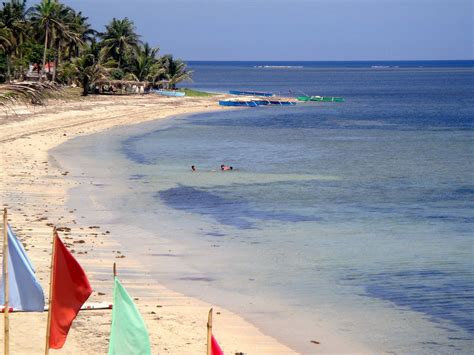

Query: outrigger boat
[154,90,186,97]
[267,99,297,106]
[297,95,344,102]
[219,97,297,107]
[219,99,269,107]
[229,90,274,97]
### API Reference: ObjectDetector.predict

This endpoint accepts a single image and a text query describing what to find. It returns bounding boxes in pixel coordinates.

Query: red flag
[48,234,92,349]
[211,334,224,355]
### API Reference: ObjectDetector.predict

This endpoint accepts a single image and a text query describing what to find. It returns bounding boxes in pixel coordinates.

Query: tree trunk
[18,34,24,81]
[82,77,89,96]
[6,54,11,83]
[118,42,123,68]
[19,51,24,81]
[52,39,60,82]
[41,22,49,82]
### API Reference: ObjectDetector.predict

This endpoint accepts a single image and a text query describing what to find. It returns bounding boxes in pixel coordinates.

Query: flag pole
[207,308,213,355]
[44,228,57,355]
[3,208,10,355]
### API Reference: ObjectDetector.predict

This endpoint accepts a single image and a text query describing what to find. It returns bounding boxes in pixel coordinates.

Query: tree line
[0,0,192,95]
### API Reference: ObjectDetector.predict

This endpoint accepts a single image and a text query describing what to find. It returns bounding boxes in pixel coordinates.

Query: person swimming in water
[221,164,233,171]
[191,165,196,171]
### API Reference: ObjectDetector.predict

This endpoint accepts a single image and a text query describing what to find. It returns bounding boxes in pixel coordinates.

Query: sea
[52,60,474,354]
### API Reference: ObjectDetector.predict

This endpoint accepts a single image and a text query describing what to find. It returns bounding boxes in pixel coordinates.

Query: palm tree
[66,10,96,60]
[127,43,165,83]
[49,4,83,82]
[0,25,14,81]
[68,45,108,96]
[28,0,64,81]
[0,0,29,81]
[161,55,193,88]
[100,17,140,69]
[0,25,13,81]
[0,26,12,50]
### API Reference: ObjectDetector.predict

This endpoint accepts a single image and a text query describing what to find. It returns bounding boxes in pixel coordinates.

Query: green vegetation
[0,0,193,96]
[180,88,215,97]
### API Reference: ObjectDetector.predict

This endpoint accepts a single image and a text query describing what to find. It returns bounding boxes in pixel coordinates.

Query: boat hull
[297,95,344,102]
[229,90,274,97]
[268,100,297,105]
[155,90,186,97]
[219,100,269,107]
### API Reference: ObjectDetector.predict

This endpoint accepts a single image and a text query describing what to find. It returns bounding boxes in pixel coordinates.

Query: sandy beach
[0,0,470,352]
[0,93,301,354]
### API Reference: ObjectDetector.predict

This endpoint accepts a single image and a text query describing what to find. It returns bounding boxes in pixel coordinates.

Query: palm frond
[0,81,60,108]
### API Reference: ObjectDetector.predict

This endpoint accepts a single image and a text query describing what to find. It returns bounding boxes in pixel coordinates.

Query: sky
[57,0,473,61]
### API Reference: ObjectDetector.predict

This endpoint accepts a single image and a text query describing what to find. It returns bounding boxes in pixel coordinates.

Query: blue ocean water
[56,61,474,353]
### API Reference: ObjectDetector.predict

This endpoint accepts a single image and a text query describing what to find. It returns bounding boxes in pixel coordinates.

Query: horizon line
[184,59,474,62]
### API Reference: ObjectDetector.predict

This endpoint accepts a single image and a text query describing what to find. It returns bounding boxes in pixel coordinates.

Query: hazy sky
[59,0,472,61]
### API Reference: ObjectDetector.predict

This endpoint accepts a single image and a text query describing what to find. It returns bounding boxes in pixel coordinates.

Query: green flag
[108,277,151,355]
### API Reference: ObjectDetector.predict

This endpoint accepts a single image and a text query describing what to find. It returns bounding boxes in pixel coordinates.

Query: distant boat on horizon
[371,65,400,69]
[254,65,304,69]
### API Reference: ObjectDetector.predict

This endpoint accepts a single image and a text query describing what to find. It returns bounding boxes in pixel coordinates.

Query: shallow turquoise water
[54,63,474,353]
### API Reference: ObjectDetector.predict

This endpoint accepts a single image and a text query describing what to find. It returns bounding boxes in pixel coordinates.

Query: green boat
[297,96,344,102]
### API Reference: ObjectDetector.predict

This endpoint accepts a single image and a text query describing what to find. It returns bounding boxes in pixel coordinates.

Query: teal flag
[108,277,151,355]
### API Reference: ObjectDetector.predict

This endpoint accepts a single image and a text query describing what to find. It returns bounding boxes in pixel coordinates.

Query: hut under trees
[90,80,152,95]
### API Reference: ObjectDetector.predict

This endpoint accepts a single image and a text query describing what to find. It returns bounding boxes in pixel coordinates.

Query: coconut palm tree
[0,25,14,81]
[66,10,96,60]
[100,17,140,69]
[127,43,165,83]
[161,55,193,88]
[0,0,29,81]
[68,45,109,96]
[0,26,12,50]
[28,0,64,81]
[49,4,83,82]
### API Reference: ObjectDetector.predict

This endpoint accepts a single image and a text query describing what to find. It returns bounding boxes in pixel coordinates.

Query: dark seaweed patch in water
[179,276,215,282]
[129,174,146,180]
[151,253,178,257]
[122,137,154,165]
[157,185,319,229]
[206,232,226,237]
[362,269,474,335]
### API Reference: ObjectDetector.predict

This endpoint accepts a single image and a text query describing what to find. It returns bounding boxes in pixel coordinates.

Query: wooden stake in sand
[44,228,57,355]
[207,307,213,355]
[113,262,117,278]
[3,208,10,355]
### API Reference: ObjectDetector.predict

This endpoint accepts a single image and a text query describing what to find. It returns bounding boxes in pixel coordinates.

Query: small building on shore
[90,80,151,95]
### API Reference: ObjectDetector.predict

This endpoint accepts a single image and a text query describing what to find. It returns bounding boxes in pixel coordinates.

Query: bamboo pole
[3,208,9,355]
[44,229,57,355]
[207,308,213,355]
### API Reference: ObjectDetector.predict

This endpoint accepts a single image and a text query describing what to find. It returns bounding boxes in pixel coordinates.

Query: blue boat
[219,99,269,107]
[229,90,274,97]
[268,100,297,106]
[154,90,185,97]
[252,100,271,106]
